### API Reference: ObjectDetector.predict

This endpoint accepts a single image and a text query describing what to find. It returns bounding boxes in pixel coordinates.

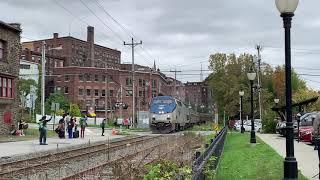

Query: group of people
[37,113,113,145]
[55,113,88,139]
[10,119,28,136]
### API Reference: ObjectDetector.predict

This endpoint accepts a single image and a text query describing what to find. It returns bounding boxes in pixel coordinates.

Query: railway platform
[0,127,124,159]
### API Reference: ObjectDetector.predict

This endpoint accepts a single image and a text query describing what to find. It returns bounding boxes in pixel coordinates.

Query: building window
[94,74,99,82]
[0,40,6,61]
[79,89,84,96]
[152,90,157,97]
[86,89,91,96]
[65,75,69,82]
[56,86,61,91]
[102,75,106,82]
[126,90,133,97]
[94,89,99,96]
[143,80,146,86]
[101,90,106,97]
[139,79,143,87]
[64,87,69,94]
[85,74,91,82]
[126,78,132,86]
[139,91,143,97]
[152,80,156,88]
[0,77,13,98]
[79,74,84,81]
[109,90,113,97]
[57,75,61,82]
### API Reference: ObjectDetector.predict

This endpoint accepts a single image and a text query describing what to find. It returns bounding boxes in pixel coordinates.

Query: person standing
[38,116,51,145]
[67,116,74,139]
[57,114,66,138]
[101,118,106,136]
[79,114,87,138]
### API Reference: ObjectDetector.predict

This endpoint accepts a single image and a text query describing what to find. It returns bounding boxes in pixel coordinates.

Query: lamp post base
[284,157,298,180]
[250,130,256,143]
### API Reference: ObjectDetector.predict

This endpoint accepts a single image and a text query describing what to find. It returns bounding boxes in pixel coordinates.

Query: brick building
[52,64,182,118]
[22,26,121,69]
[185,79,212,113]
[20,48,65,98]
[0,21,21,135]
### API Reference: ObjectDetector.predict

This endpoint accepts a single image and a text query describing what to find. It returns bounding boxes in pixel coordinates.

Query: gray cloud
[1,0,320,89]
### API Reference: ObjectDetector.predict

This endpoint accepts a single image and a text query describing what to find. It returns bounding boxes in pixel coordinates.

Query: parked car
[276,121,286,136]
[235,120,261,132]
[298,112,319,143]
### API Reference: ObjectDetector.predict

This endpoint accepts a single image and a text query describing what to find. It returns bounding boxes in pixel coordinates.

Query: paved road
[257,133,318,179]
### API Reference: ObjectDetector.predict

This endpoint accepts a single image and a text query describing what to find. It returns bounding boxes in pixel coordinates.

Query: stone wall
[0,22,21,135]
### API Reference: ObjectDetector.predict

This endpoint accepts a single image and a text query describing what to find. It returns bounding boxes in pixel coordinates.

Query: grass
[189,122,217,131]
[0,129,56,143]
[216,133,308,180]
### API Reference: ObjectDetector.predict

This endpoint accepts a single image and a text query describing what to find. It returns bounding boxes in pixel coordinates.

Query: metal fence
[191,127,227,180]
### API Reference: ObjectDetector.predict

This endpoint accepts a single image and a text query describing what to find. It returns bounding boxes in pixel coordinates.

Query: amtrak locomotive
[149,96,210,133]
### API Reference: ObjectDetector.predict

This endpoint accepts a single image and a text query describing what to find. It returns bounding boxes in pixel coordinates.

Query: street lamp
[239,90,245,133]
[247,70,256,143]
[275,0,299,179]
[274,98,280,106]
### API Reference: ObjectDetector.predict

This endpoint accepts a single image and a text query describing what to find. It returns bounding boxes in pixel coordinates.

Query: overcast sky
[2,0,320,89]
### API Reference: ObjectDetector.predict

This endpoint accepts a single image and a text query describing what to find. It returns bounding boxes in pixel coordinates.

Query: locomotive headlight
[167,114,171,118]
[152,114,155,118]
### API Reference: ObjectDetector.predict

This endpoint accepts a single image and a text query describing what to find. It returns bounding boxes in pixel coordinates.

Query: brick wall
[0,22,21,135]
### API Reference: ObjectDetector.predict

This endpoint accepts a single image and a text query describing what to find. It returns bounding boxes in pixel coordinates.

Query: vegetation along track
[0,135,161,179]
[64,134,203,179]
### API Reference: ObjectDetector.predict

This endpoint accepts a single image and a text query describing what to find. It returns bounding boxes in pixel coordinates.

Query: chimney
[87,26,94,43]
[53,33,59,39]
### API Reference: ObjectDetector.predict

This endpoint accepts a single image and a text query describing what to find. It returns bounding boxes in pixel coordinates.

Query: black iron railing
[191,127,227,180]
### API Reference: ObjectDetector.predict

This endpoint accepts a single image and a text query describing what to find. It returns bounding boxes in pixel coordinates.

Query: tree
[18,78,37,107]
[45,92,70,114]
[69,103,82,117]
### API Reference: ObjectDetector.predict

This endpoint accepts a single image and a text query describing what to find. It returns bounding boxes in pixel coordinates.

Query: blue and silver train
[149,96,211,133]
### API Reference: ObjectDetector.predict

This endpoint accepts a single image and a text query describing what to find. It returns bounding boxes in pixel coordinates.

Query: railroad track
[64,135,202,179]
[0,135,161,179]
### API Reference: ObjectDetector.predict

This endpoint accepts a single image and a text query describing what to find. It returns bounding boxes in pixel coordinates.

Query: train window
[177,101,182,106]
[153,99,173,104]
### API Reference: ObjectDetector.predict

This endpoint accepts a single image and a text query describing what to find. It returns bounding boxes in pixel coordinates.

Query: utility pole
[170,69,181,98]
[105,71,108,119]
[256,45,262,121]
[200,63,203,81]
[124,38,142,127]
[41,41,46,116]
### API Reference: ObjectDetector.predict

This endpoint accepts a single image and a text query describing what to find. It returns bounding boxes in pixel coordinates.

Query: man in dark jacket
[39,116,52,145]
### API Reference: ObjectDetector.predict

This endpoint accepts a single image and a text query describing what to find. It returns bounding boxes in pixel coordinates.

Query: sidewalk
[257,133,318,179]
[0,127,124,159]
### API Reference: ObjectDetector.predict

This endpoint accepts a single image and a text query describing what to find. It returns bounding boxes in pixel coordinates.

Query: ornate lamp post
[247,70,256,143]
[275,0,299,179]
[239,90,245,133]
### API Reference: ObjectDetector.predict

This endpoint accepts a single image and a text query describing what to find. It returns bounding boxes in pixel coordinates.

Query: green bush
[262,111,277,133]
[143,160,191,180]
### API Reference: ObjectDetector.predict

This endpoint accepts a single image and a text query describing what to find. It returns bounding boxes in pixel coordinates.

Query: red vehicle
[299,126,313,142]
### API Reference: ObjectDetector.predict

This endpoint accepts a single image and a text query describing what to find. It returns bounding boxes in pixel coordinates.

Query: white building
[19,60,39,109]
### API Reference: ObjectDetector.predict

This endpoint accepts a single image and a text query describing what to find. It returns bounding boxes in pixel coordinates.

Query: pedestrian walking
[101,118,106,136]
[79,114,87,138]
[38,116,51,145]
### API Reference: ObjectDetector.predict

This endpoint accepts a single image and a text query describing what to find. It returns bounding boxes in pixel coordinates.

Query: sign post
[51,103,60,130]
